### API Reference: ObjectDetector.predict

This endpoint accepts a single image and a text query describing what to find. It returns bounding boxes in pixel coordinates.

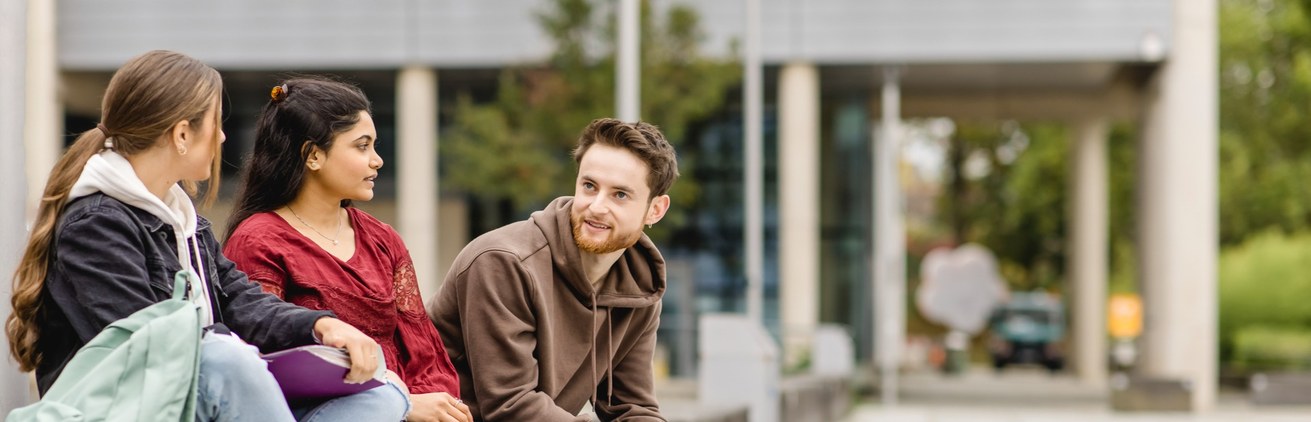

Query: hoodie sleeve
[454,251,591,422]
[593,302,665,421]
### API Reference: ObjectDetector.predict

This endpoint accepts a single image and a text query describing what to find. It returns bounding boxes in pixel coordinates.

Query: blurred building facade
[7,0,1220,412]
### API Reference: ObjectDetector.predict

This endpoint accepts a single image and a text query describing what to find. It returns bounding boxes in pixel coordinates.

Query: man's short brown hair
[572,118,679,198]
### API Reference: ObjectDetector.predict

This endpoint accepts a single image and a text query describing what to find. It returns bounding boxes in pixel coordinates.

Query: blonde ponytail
[6,128,107,371]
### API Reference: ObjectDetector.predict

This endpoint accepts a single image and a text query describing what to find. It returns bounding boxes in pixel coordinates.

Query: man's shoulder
[439,220,556,303]
[469,219,547,252]
[455,220,550,268]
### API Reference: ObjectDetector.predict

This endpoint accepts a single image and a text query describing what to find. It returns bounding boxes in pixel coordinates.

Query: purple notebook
[261,345,385,401]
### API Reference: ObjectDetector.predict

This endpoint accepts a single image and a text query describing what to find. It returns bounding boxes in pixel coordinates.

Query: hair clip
[271,84,289,103]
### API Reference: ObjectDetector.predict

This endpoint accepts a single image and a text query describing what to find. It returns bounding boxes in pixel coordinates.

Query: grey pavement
[844,368,1311,422]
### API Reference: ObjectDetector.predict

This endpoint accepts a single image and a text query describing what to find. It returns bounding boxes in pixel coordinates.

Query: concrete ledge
[660,378,749,422]
[1109,374,1192,412]
[780,374,851,421]
[1251,372,1311,406]
[663,398,749,422]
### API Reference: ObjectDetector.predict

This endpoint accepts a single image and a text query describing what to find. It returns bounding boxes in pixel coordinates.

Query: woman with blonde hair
[5,50,408,421]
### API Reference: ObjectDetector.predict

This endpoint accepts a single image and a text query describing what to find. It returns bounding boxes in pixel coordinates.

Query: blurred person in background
[430,118,675,421]
[224,78,469,422]
[4,50,405,421]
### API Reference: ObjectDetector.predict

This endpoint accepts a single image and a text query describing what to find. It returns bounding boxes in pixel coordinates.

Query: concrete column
[743,0,765,326]
[778,62,820,366]
[437,198,469,282]
[1,0,32,413]
[615,0,639,122]
[875,65,907,406]
[875,66,907,405]
[1068,116,1109,386]
[24,0,59,225]
[1136,0,1218,411]
[396,66,441,300]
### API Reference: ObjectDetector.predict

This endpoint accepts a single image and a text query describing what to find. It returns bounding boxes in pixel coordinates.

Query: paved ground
[844,368,1311,422]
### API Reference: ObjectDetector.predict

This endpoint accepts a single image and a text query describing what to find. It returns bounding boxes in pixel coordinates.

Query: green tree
[936,121,1138,293]
[937,122,1066,291]
[1219,0,1311,245]
[442,0,739,234]
[1214,0,1311,367]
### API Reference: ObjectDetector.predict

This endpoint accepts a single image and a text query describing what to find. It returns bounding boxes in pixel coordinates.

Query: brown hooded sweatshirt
[430,197,666,421]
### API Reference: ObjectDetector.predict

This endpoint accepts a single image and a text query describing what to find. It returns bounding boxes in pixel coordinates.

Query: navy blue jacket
[35,192,332,393]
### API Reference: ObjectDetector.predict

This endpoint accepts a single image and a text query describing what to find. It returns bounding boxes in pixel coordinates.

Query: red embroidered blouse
[224,208,459,396]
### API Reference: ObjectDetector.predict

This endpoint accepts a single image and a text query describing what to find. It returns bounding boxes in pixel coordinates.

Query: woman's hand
[406,392,472,422]
[312,317,380,384]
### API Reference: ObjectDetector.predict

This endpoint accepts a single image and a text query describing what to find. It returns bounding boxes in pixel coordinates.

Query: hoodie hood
[70,151,198,238]
[68,150,214,325]
[532,196,665,308]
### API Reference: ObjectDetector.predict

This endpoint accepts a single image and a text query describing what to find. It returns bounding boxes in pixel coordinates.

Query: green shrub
[1219,230,1311,367]
[1231,326,1311,371]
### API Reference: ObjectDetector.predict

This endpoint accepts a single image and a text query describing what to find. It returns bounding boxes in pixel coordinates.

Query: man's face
[571,144,667,255]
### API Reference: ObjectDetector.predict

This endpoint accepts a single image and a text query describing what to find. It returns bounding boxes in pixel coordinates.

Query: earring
[177,146,188,156]
[309,163,320,171]
[646,224,652,229]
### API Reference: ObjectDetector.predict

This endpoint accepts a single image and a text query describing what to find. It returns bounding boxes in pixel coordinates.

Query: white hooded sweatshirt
[67,150,215,325]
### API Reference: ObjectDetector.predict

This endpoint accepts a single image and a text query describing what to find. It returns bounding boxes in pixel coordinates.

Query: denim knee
[197,333,295,422]
[374,382,411,420]
[200,334,267,374]
[294,382,410,422]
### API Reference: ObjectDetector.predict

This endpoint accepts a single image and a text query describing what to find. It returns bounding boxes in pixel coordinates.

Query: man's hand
[312,317,380,384]
[407,392,473,422]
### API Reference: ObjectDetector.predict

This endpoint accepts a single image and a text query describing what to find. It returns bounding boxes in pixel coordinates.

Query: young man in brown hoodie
[430,118,675,421]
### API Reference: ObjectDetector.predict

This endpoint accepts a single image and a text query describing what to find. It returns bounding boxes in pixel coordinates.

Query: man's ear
[644,194,671,226]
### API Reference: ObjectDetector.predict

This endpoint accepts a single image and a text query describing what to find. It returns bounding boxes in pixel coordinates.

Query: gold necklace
[287,206,343,246]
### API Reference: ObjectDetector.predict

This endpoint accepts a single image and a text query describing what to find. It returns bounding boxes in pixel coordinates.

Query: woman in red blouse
[223,78,470,422]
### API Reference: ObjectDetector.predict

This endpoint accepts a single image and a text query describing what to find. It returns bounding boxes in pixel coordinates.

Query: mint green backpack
[8,271,203,422]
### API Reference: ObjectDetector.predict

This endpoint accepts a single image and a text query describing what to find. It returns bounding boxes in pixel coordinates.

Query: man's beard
[571,212,643,255]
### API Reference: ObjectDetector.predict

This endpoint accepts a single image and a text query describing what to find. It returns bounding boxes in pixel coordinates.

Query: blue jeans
[195,332,410,422]
[291,382,410,422]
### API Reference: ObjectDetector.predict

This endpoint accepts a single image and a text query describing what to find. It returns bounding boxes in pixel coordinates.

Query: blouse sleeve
[376,221,413,269]
[223,228,291,299]
[208,227,330,353]
[378,222,427,316]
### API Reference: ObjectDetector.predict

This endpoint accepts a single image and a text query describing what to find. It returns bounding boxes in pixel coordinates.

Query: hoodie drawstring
[179,235,215,326]
[190,238,220,326]
[588,295,617,411]
[590,295,598,410]
[606,310,614,408]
